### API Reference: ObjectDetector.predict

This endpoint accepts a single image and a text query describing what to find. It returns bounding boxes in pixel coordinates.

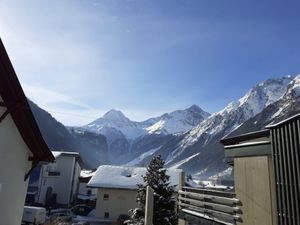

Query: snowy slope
[124,146,161,166]
[146,105,210,135]
[85,109,146,140]
[177,76,293,152]
[83,105,209,140]
[229,74,300,136]
[156,76,294,177]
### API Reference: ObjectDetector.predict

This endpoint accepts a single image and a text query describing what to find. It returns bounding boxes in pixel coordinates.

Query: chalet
[0,39,54,225]
[35,151,83,207]
[88,165,182,221]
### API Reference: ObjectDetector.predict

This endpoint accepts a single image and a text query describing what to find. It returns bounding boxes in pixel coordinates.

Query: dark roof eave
[266,113,300,128]
[0,39,54,163]
[220,129,270,146]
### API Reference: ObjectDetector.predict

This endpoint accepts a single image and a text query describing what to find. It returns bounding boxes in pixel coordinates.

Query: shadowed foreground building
[179,113,300,225]
[0,39,54,225]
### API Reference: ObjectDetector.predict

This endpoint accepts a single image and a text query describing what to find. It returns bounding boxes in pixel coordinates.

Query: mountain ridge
[28,74,300,179]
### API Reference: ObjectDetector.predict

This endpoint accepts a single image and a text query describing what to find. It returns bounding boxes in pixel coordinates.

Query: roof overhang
[224,141,271,158]
[220,129,270,145]
[0,38,54,163]
[266,113,300,128]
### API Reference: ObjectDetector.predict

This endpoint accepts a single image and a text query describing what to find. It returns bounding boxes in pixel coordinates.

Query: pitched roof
[88,165,182,190]
[0,39,54,163]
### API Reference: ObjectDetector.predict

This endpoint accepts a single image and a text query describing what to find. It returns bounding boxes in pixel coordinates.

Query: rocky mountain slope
[79,105,210,164]
[127,75,298,178]
[146,105,210,135]
[28,100,108,169]
[229,74,300,136]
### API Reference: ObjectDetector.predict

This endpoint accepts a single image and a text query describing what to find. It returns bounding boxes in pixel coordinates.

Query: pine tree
[129,155,178,225]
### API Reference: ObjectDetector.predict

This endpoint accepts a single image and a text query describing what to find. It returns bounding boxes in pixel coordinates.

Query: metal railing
[178,186,240,225]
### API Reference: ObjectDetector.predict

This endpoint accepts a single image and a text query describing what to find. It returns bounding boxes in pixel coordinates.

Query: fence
[178,186,240,225]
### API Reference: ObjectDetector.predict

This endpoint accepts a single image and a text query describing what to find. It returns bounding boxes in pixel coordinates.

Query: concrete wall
[95,188,138,221]
[235,155,276,225]
[38,156,80,206]
[0,102,32,225]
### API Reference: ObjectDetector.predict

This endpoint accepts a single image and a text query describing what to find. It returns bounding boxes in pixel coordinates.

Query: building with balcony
[179,113,300,225]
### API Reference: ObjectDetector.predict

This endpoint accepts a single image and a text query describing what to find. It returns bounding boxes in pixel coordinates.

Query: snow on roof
[80,170,96,178]
[88,165,182,190]
[51,151,80,159]
[51,151,84,167]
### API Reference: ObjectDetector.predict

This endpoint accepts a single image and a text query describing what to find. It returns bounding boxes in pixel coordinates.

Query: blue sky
[0,0,300,125]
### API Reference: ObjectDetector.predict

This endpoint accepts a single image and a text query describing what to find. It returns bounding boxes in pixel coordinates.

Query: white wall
[0,100,32,225]
[37,156,81,206]
[96,188,138,221]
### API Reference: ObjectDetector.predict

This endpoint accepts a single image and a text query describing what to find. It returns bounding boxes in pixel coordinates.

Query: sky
[0,0,300,126]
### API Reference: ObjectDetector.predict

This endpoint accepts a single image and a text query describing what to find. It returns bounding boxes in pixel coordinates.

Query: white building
[0,39,54,225]
[88,165,181,221]
[36,151,83,207]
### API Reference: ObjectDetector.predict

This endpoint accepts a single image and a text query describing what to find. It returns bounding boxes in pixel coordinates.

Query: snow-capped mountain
[80,105,209,165]
[133,75,296,178]
[229,74,300,136]
[83,105,209,139]
[85,109,146,140]
[146,105,210,135]
[176,76,293,153]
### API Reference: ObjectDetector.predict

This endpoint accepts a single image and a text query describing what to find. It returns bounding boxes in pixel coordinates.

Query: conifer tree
[129,155,177,225]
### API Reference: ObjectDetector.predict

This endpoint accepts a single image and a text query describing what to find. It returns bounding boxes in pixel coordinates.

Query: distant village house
[88,165,182,221]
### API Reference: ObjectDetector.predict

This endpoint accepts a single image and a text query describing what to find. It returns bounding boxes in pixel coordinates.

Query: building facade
[221,114,300,225]
[36,152,82,207]
[221,130,276,225]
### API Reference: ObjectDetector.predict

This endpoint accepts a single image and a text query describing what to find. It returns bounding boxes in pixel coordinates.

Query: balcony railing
[178,186,240,225]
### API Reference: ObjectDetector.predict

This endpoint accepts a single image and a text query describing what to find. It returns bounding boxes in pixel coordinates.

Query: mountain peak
[185,105,211,119]
[102,109,129,122]
[187,104,200,111]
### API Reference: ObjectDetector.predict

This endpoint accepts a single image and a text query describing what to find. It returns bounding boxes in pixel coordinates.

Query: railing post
[179,171,185,191]
[145,186,154,225]
[178,171,188,225]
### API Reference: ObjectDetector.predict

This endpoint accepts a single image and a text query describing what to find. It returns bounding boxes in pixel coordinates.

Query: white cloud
[22,83,91,109]
[22,83,105,125]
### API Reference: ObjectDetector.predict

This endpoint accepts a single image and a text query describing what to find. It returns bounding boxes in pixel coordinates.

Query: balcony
[178,186,240,225]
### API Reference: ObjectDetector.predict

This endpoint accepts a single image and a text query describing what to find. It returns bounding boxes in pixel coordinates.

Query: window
[48,171,60,176]
[104,212,109,218]
[87,189,92,196]
[103,194,109,200]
